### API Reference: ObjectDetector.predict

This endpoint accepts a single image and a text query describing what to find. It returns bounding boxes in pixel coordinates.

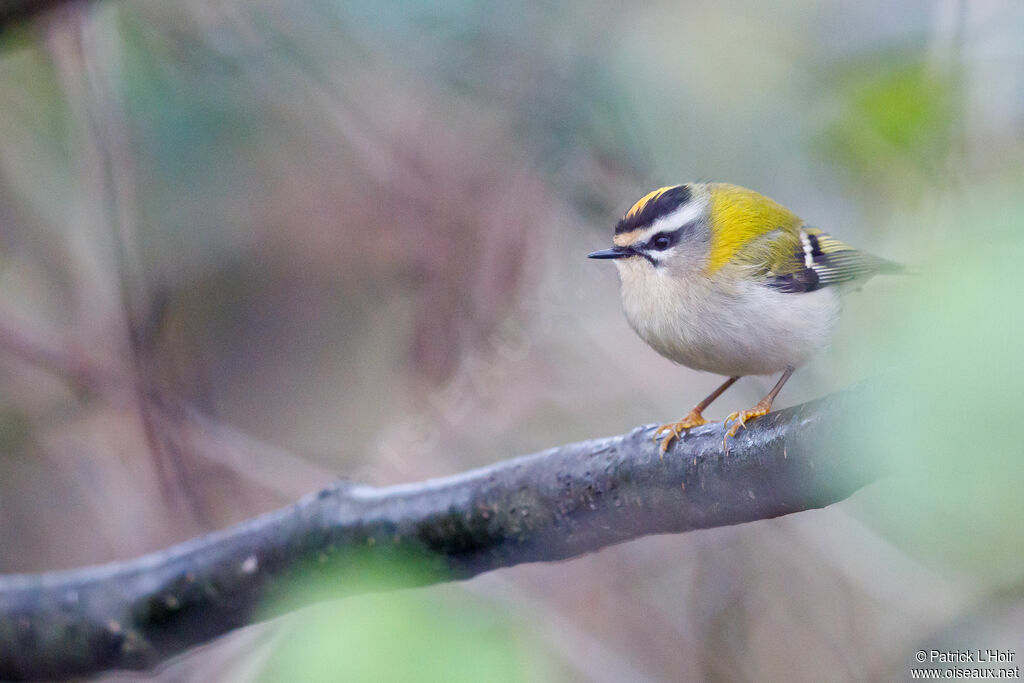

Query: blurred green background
[1,0,1022,680]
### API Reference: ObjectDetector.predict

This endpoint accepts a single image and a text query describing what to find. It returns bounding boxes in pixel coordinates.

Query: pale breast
[618,264,840,376]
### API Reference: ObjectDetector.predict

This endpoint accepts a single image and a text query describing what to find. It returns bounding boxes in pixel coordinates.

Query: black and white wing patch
[769,227,902,293]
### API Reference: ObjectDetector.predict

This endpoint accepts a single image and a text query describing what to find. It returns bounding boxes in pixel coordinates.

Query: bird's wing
[731,226,902,293]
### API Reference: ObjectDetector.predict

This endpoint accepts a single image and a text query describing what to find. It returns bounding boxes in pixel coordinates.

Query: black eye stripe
[645,225,686,251]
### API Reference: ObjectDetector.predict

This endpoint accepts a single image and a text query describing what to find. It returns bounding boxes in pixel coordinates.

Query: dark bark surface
[0,389,882,680]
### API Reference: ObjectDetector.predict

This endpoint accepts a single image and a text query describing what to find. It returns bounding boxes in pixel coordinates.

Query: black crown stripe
[615,185,691,235]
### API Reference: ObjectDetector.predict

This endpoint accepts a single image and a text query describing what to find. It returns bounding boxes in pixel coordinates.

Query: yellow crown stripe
[625,186,677,220]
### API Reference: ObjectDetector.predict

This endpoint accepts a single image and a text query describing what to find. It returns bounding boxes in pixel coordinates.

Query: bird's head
[588,184,713,279]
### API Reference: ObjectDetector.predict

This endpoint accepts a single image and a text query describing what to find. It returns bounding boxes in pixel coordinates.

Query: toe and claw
[653,404,768,456]
[654,410,707,455]
[654,368,794,457]
[722,400,772,450]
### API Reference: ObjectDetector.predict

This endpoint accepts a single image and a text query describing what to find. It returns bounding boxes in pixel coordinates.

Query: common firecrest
[589,183,901,453]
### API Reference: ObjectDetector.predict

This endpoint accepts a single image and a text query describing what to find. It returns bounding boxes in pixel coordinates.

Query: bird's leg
[723,367,795,449]
[655,376,739,454]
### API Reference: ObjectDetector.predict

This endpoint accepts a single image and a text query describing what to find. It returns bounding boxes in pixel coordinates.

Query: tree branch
[0,389,882,680]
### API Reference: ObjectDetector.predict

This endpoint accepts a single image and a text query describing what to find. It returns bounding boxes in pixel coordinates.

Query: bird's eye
[652,234,672,250]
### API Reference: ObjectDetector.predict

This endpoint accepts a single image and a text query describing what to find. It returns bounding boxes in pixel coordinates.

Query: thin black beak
[587,246,632,260]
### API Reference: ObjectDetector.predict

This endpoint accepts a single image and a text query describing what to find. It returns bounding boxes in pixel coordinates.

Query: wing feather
[729,225,902,293]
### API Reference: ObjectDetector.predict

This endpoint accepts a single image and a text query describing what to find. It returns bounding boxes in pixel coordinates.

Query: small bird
[589,183,901,453]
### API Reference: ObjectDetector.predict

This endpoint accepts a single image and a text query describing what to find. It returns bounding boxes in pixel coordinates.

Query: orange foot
[722,399,773,451]
[654,409,708,455]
